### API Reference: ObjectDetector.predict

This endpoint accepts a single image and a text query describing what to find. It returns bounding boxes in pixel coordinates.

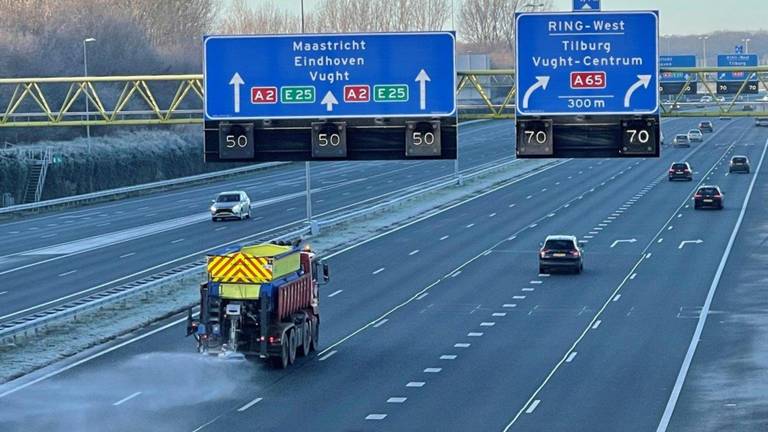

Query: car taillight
[694,194,702,198]
[540,249,549,258]
[713,192,721,197]
[569,250,580,257]
[669,169,675,173]
[683,169,690,173]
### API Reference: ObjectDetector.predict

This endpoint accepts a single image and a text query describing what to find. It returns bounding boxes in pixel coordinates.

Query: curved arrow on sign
[623,74,651,108]
[522,76,550,109]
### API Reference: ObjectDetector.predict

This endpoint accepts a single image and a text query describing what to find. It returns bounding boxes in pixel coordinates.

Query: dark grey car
[729,156,750,173]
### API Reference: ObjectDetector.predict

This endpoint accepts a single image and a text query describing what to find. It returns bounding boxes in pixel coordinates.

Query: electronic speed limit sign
[405,121,442,157]
[621,119,658,156]
[516,119,553,156]
[311,122,347,158]
[218,122,254,159]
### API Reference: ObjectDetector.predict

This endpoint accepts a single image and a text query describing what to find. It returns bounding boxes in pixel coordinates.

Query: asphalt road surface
[2,117,765,432]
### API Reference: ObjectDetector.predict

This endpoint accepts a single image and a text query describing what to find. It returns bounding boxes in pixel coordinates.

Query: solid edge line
[655,136,768,432]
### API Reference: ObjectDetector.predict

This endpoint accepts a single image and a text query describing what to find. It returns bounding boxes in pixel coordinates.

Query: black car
[698,121,714,133]
[729,156,750,173]
[539,235,584,274]
[668,162,692,181]
[694,185,724,210]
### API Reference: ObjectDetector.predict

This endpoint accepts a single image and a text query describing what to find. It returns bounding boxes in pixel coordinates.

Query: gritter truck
[186,240,329,368]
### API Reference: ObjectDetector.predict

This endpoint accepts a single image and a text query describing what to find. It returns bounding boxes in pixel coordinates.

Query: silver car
[687,128,703,142]
[210,191,251,221]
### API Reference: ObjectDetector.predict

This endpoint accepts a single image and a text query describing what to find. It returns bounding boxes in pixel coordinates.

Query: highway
[0,120,517,322]
[2,117,765,431]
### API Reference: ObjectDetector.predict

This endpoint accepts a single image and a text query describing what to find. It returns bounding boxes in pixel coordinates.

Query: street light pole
[742,38,751,53]
[83,37,95,153]
[698,36,709,67]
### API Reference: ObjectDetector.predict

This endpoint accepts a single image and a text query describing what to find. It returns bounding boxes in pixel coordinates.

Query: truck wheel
[311,320,320,352]
[300,322,311,357]
[288,329,297,365]
[272,338,289,369]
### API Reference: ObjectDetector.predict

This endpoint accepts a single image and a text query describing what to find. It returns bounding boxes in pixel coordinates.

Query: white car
[687,128,703,142]
[210,191,251,221]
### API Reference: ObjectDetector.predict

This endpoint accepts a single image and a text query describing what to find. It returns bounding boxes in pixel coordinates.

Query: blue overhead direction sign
[515,11,659,116]
[660,55,697,82]
[203,32,456,120]
[573,0,601,11]
[717,53,757,81]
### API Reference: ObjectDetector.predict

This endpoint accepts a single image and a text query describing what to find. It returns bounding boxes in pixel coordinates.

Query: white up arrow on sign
[623,75,651,108]
[522,76,550,109]
[321,91,339,112]
[415,69,431,110]
[229,72,244,113]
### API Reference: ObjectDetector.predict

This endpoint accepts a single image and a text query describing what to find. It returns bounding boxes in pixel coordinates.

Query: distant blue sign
[660,55,697,82]
[204,32,456,120]
[717,54,757,82]
[515,11,659,116]
[573,0,601,11]
[735,45,744,54]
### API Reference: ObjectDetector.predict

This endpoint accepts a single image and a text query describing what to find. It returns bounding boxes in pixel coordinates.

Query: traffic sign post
[515,10,660,158]
[203,32,457,162]
[716,54,758,94]
[660,55,697,95]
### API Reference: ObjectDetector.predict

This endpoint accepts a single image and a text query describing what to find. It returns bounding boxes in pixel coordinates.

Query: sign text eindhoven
[515,11,659,116]
[203,33,456,120]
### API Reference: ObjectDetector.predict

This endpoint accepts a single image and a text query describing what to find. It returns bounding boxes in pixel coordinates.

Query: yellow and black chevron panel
[207,252,272,283]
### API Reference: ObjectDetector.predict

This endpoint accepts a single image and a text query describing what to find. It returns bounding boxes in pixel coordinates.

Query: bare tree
[309,0,450,33]
[459,0,552,48]
[219,0,300,34]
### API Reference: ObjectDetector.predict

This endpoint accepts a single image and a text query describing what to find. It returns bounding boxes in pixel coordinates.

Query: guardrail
[0,161,289,216]
[0,156,555,343]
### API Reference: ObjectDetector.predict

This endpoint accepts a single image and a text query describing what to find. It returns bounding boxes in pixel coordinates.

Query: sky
[257,0,768,36]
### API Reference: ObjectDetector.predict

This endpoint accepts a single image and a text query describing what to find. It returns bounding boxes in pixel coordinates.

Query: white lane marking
[522,288,534,292]
[503,304,517,308]
[489,213,497,217]
[113,391,142,406]
[657,136,768,432]
[513,295,526,300]
[598,223,608,227]
[612,294,621,302]
[466,223,475,228]
[415,292,429,300]
[388,397,407,403]
[508,235,517,240]
[668,226,673,231]
[646,253,652,259]
[564,203,570,208]
[483,250,492,256]
[493,312,507,317]
[556,182,560,185]
[237,397,263,412]
[373,268,385,275]
[328,290,343,298]
[509,203,516,208]
[0,291,7,295]
[409,249,420,256]
[539,274,550,278]
[215,226,227,231]
[318,350,337,361]
[171,238,184,244]
[547,213,556,217]
[594,227,603,231]
[406,382,425,387]
[592,320,602,329]
[119,252,136,259]
[677,214,683,218]
[530,280,542,284]
[565,352,578,363]
[424,368,442,373]
[468,332,484,337]
[583,235,594,239]
[440,235,449,240]
[8,231,20,234]
[454,343,471,348]
[526,195,533,199]
[658,238,664,244]
[480,322,496,327]
[451,270,462,278]
[366,414,387,420]
[526,400,541,414]
[678,239,704,250]
[589,231,598,235]
[373,319,389,328]
[440,355,457,360]
[40,233,57,239]
[530,223,538,228]
[58,270,77,277]
[630,273,637,280]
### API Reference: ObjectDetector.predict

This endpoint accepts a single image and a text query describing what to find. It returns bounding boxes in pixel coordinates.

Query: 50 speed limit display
[218,122,254,159]
[311,122,347,158]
